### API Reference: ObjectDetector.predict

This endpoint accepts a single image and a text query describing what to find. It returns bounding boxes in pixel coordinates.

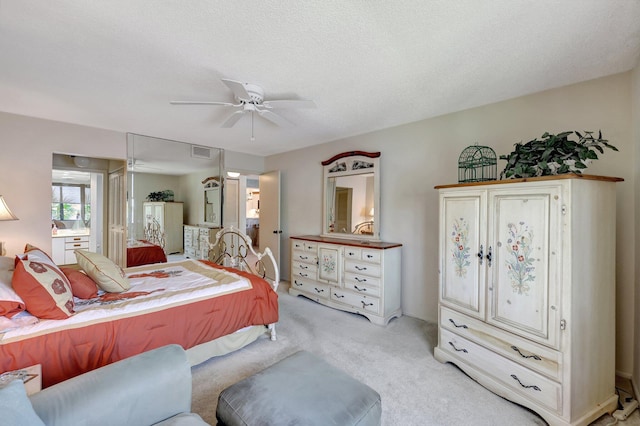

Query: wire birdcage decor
[458,145,497,183]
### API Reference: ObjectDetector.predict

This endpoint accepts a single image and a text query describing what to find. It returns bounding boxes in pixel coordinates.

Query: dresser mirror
[203,177,221,227]
[322,151,380,241]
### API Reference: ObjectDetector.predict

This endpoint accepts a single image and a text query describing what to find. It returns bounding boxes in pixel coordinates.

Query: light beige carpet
[190,283,631,425]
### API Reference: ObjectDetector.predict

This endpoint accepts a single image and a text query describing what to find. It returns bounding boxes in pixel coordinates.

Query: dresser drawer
[343,279,380,297]
[292,261,318,274]
[344,272,380,289]
[440,328,562,413]
[344,247,361,259]
[331,288,380,315]
[344,260,381,277]
[292,249,317,265]
[292,240,317,252]
[184,247,197,258]
[290,278,329,300]
[65,240,89,250]
[292,266,316,281]
[361,249,381,263]
[440,306,561,381]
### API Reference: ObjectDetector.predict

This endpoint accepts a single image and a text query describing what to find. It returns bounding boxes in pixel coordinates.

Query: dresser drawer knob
[333,293,344,298]
[354,285,367,292]
[449,319,468,329]
[314,287,325,294]
[448,341,468,353]
[299,255,308,260]
[348,252,355,256]
[510,345,542,361]
[354,277,367,283]
[355,266,367,271]
[366,254,373,259]
[294,280,303,287]
[299,272,308,277]
[510,374,541,391]
[361,301,374,308]
[300,265,308,269]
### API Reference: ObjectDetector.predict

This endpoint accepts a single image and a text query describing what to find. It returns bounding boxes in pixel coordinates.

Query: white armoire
[434,175,622,426]
[143,202,184,254]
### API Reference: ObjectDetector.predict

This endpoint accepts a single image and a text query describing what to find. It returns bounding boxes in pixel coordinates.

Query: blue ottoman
[216,351,381,426]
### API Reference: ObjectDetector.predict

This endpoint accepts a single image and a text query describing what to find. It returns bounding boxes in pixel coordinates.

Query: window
[51,184,91,222]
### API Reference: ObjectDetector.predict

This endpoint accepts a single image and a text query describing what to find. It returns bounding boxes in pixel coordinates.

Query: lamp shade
[0,196,18,221]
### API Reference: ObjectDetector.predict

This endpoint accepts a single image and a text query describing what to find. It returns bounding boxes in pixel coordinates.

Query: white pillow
[0,259,24,318]
[0,256,13,271]
[75,250,130,293]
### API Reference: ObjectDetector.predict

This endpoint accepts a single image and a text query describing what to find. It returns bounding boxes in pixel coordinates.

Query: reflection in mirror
[126,134,223,257]
[322,151,380,241]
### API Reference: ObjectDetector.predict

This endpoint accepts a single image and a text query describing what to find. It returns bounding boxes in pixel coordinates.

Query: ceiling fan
[170,79,316,140]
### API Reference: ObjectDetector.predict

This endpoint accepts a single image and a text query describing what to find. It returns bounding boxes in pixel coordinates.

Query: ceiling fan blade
[257,109,294,127]
[221,110,245,128]
[262,99,316,109]
[221,79,252,101]
[170,101,234,106]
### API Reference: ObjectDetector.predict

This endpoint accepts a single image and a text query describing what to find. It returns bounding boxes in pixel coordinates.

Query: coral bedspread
[127,239,167,267]
[0,259,278,388]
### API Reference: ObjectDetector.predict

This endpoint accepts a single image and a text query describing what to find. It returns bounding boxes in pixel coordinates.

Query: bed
[126,217,168,267]
[126,239,167,267]
[0,226,279,388]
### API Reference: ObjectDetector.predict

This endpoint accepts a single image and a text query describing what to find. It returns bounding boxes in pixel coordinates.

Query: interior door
[223,179,239,228]
[108,168,126,267]
[259,170,281,280]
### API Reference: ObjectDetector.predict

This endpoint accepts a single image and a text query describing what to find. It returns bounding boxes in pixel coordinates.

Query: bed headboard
[207,226,279,291]
[144,218,166,249]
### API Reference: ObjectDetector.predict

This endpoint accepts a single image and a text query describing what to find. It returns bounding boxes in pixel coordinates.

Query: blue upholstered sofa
[2,344,209,426]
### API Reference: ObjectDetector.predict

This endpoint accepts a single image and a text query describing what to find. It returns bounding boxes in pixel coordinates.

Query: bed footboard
[208,226,280,340]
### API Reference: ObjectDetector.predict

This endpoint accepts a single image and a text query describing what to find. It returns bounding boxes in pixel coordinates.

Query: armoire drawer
[290,278,329,300]
[440,306,561,381]
[440,328,562,413]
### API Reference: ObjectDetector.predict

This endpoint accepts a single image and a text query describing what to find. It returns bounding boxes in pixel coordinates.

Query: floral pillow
[12,249,74,320]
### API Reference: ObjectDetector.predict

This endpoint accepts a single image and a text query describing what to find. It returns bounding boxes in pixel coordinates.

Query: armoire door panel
[487,187,560,348]
[440,192,486,319]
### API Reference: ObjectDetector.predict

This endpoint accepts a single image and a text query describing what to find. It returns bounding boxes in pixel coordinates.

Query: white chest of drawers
[184,225,218,260]
[289,236,402,326]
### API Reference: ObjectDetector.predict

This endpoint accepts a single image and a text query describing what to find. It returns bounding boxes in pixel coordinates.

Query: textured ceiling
[1,1,639,156]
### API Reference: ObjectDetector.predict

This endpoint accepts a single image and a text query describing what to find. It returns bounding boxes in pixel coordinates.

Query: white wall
[266,72,635,374]
[130,173,182,239]
[632,62,640,389]
[0,111,125,256]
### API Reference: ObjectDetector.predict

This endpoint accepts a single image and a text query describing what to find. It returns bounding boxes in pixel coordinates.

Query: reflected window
[51,184,91,222]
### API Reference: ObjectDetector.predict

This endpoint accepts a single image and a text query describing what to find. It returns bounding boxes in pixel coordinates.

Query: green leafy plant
[499,130,618,179]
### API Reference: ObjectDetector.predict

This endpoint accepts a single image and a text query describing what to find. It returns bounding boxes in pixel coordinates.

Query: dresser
[184,225,218,260]
[434,175,622,426]
[143,202,183,254]
[289,236,402,326]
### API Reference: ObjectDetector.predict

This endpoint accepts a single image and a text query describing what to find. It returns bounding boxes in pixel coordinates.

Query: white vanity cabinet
[289,236,402,326]
[434,175,622,426]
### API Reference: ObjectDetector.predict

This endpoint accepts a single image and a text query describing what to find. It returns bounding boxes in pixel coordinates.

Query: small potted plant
[499,130,618,179]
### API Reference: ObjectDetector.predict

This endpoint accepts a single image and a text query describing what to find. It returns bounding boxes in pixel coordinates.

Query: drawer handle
[354,285,367,292]
[73,237,81,241]
[314,287,325,294]
[294,280,303,287]
[300,265,309,269]
[477,244,483,265]
[510,374,541,392]
[448,341,468,353]
[354,277,367,283]
[299,272,309,277]
[348,252,355,256]
[449,319,468,329]
[333,293,344,298]
[355,266,367,271]
[510,345,542,361]
[299,255,308,260]
[366,254,373,259]
[361,301,374,308]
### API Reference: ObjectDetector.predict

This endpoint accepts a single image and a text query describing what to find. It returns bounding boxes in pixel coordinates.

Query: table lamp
[0,195,18,256]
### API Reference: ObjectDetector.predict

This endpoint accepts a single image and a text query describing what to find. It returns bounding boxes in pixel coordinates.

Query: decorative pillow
[60,267,99,299]
[23,244,54,262]
[75,250,130,293]
[12,251,74,320]
[0,380,45,426]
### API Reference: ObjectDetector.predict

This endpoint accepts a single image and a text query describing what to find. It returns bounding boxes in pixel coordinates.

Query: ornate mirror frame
[202,176,222,227]
[321,151,380,241]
